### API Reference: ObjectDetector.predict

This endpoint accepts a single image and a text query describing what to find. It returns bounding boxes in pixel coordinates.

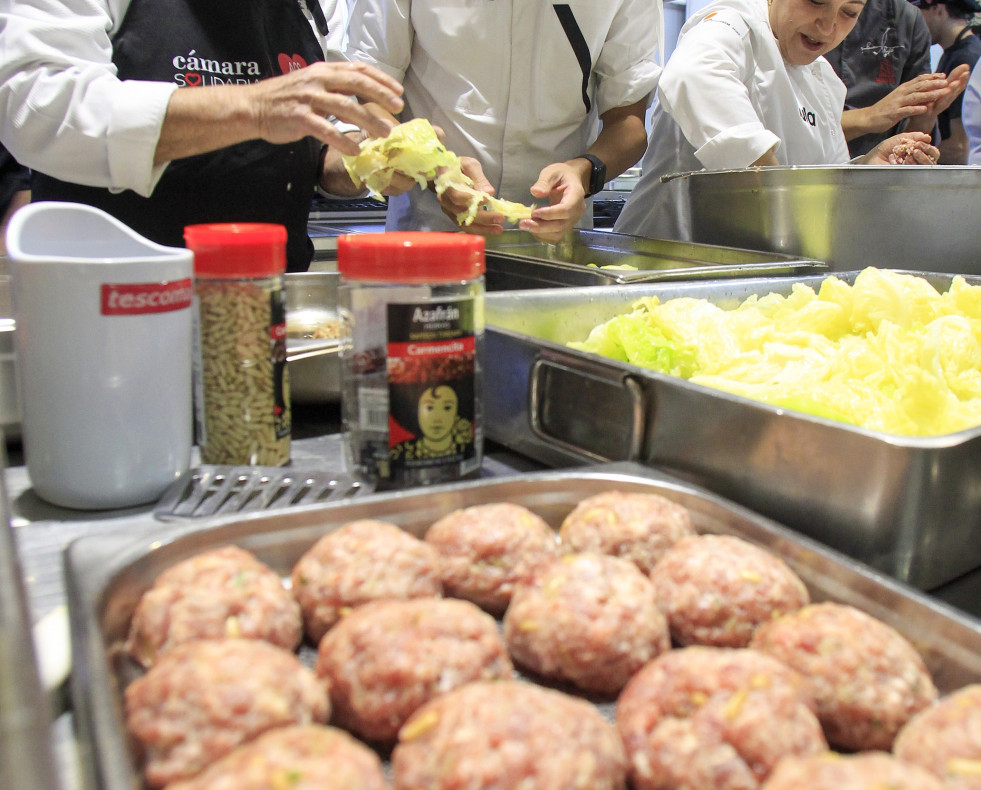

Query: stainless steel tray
[484,229,825,290]
[65,464,981,790]
[0,453,61,790]
[484,270,981,591]
[684,165,981,275]
[285,271,340,404]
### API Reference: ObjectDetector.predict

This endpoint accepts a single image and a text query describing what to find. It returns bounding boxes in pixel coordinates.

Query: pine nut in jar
[185,223,291,466]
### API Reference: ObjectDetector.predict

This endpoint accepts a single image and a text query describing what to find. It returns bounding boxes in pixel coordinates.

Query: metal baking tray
[684,165,981,275]
[484,270,981,591]
[0,451,62,790]
[484,229,825,290]
[65,463,981,790]
[285,271,340,404]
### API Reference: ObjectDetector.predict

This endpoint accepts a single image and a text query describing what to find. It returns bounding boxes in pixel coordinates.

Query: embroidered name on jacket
[799,105,817,126]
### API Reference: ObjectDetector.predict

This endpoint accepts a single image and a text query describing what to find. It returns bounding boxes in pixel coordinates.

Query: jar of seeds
[184,223,290,466]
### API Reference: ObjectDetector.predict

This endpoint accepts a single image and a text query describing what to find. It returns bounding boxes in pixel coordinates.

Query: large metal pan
[285,271,340,404]
[65,463,981,790]
[684,165,981,274]
[484,270,981,591]
[484,229,824,290]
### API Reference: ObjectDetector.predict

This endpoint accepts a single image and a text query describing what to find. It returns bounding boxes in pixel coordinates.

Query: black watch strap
[577,153,607,197]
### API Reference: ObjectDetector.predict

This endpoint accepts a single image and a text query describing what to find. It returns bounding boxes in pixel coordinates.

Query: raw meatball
[762,751,947,790]
[749,602,938,751]
[616,646,826,790]
[894,683,981,788]
[291,519,442,643]
[162,724,388,790]
[650,534,810,648]
[424,502,559,615]
[125,638,329,788]
[392,680,627,790]
[558,490,695,574]
[315,597,513,743]
[503,551,670,695]
[126,545,301,666]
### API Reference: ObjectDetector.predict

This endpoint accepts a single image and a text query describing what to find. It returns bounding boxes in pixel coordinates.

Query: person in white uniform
[0,0,406,271]
[346,0,663,243]
[615,0,939,240]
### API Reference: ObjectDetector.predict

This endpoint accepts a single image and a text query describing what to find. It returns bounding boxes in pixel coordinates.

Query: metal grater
[153,466,374,520]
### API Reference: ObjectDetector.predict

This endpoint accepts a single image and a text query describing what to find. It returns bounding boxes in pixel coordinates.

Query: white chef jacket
[614,0,849,241]
[0,0,347,197]
[346,0,663,232]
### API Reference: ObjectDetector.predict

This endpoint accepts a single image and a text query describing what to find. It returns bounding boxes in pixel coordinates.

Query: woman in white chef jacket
[615,0,940,240]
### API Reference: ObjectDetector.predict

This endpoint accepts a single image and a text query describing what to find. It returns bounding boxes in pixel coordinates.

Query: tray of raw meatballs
[64,461,981,790]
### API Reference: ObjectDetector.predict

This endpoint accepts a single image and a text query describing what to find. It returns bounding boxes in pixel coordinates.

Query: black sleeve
[0,143,30,215]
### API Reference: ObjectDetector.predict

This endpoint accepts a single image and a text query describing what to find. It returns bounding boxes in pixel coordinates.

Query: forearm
[585,99,651,178]
[841,107,876,142]
[154,85,258,165]
[939,121,969,164]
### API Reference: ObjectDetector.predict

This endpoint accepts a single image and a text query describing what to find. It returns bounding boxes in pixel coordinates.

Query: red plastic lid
[184,223,287,278]
[337,232,485,283]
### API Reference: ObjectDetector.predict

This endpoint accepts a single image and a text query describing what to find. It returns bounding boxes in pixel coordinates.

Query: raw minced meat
[650,534,809,648]
[315,597,513,743]
[893,683,981,788]
[424,502,559,615]
[616,646,826,790]
[761,750,947,789]
[125,638,329,788]
[161,724,388,790]
[503,551,670,695]
[392,680,627,790]
[125,545,302,666]
[291,519,442,643]
[558,490,695,574]
[749,601,937,751]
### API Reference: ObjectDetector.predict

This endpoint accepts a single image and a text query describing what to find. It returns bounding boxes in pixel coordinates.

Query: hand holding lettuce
[342,118,533,227]
[569,268,981,437]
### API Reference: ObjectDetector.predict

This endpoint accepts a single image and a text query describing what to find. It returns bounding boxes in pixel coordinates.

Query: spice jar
[184,223,291,466]
[338,232,485,488]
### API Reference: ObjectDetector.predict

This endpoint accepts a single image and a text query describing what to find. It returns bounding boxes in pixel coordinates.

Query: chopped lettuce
[568,268,981,437]
[342,118,534,227]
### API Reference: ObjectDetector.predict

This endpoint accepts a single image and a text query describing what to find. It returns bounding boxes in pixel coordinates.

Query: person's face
[769,0,866,64]
[417,386,458,442]
[916,4,942,45]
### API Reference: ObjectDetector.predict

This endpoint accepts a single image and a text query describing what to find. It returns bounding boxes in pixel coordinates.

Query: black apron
[31,0,326,271]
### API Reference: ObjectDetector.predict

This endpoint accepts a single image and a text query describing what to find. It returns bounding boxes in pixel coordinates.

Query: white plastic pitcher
[5,202,193,510]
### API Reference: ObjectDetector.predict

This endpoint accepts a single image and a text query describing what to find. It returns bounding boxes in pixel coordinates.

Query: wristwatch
[577,153,608,198]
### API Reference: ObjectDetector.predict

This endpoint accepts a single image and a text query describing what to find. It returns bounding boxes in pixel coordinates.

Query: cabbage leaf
[568,268,981,436]
[342,118,534,227]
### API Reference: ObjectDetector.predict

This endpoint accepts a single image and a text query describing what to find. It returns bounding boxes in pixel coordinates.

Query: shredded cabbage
[568,268,981,436]
[342,118,534,227]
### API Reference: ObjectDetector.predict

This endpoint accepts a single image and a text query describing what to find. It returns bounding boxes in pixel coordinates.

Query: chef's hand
[927,64,971,117]
[845,73,950,138]
[319,102,419,197]
[155,61,403,165]
[516,162,588,244]
[436,157,510,235]
[860,132,939,165]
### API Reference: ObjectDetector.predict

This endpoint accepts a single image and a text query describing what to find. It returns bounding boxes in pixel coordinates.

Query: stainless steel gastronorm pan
[684,165,981,275]
[285,271,340,403]
[484,270,981,591]
[483,229,825,290]
[65,464,981,790]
